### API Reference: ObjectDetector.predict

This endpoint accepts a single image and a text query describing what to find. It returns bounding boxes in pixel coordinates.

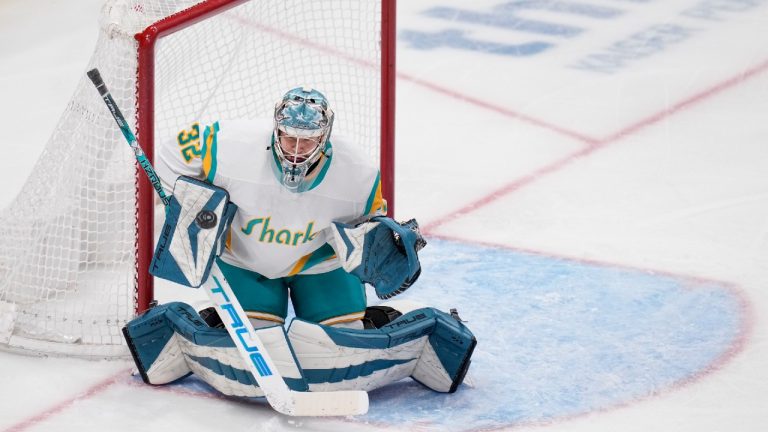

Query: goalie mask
[272,87,334,192]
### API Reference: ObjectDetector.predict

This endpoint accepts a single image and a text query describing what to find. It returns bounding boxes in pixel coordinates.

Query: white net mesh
[149,0,382,161]
[0,0,384,358]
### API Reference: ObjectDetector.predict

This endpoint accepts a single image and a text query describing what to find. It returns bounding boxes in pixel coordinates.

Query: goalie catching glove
[331,217,427,299]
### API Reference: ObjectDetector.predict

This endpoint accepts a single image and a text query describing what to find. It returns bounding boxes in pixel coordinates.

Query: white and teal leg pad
[150,176,237,287]
[123,301,475,397]
[288,300,476,393]
[122,302,308,397]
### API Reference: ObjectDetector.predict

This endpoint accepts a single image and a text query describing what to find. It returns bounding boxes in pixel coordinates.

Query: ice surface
[1,0,767,431]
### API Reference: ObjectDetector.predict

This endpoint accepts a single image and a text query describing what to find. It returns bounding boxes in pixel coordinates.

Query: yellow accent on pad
[245,311,285,324]
[320,311,366,326]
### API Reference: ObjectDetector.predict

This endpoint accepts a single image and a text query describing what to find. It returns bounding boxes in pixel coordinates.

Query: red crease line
[397,72,600,146]
[2,369,129,432]
[423,58,768,233]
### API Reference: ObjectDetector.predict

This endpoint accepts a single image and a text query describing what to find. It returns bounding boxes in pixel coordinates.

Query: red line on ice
[1,370,129,432]
[423,58,768,233]
[396,72,600,145]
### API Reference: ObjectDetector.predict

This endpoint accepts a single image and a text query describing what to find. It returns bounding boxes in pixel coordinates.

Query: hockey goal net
[0,0,395,358]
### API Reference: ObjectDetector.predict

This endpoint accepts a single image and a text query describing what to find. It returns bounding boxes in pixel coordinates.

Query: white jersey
[157,119,386,279]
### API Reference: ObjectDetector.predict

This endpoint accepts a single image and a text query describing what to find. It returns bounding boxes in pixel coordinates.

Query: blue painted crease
[355,239,743,429]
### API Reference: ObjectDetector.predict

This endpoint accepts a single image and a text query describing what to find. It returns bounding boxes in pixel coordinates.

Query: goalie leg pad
[287,301,476,393]
[410,306,477,393]
[123,302,308,397]
[122,303,195,385]
[150,176,237,287]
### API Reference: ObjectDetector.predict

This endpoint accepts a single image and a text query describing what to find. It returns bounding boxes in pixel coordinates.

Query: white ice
[1,0,767,431]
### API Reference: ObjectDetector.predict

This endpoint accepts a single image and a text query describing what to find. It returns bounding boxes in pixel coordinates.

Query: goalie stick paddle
[87,68,369,416]
[205,264,369,416]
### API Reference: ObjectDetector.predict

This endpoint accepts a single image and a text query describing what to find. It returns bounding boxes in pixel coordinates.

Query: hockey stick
[205,264,368,415]
[87,68,369,416]
[87,69,171,207]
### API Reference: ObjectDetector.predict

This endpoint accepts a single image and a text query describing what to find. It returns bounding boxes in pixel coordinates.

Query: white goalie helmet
[272,87,335,192]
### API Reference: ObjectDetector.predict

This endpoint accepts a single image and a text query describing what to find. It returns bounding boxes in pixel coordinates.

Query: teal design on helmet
[272,87,335,191]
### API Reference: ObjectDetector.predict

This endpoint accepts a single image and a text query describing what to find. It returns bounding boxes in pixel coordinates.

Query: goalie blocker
[123,300,476,397]
[150,176,237,287]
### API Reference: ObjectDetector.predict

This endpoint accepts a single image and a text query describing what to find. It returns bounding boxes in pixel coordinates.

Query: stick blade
[277,390,369,417]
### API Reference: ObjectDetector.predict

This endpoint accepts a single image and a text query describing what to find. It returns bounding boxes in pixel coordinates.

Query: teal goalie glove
[331,217,427,299]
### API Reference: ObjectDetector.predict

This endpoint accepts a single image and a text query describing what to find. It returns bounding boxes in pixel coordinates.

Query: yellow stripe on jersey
[288,243,337,276]
[288,254,312,277]
[202,122,220,182]
[363,172,387,217]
